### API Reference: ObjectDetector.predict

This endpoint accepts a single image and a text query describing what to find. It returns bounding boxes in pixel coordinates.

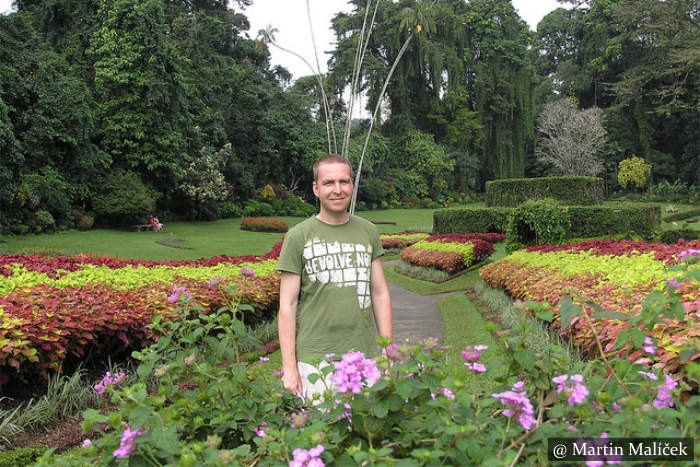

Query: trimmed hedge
[485,176,604,207]
[435,204,661,245]
[662,206,700,223]
[659,228,699,244]
[433,208,512,234]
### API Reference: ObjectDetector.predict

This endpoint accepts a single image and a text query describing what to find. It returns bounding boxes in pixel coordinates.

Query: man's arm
[369,257,392,342]
[278,271,302,394]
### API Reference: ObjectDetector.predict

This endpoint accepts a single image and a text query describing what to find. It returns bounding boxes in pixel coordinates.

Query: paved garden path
[383,260,463,344]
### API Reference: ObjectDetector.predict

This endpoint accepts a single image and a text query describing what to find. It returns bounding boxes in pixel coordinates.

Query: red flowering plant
[240,217,288,233]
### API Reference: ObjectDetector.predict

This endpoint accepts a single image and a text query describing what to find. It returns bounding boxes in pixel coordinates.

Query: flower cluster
[330,350,381,394]
[492,381,537,430]
[553,374,590,406]
[290,445,325,467]
[113,426,144,458]
[167,285,192,303]
[289,411,307,429]
[652,374,677,409]
[93,371,126,395]
[462,344,487,373]
[641,336,657,354]
[254,421,267,438]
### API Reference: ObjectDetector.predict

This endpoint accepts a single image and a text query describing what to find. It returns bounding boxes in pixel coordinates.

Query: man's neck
[317,211,349,225]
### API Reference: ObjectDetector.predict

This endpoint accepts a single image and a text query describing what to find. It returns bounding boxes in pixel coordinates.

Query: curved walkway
[385,260,462,344]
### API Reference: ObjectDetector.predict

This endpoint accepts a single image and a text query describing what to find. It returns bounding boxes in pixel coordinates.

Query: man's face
[313,162,353,216]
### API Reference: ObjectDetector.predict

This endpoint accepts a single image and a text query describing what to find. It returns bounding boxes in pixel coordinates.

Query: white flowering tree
[535,98,608,176]
[178,144,232,203]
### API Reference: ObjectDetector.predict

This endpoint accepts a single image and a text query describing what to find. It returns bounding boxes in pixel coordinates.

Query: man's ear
[312,181,319,197]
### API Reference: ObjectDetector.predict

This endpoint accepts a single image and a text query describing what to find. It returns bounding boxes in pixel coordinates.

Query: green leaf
[151,427,180,456]
[513,349,536,372]
[235,444,251,456]
[591,311,629,321]
[630,329,646,348]
[680,346,698,364]
[535,310,554,322]
[129,406,154,427]
[238,304,255,313]
[558,297,580,330]
[83,408,108,423]
[373,400,389,418]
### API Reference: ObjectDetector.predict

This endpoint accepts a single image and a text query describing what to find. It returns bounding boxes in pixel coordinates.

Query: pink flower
[465,362,486,373]
[591,401,603,412]
[492,382,537,431]
[81,439,91,447]
[461,345,487,362]
[330,350,380,394]
[652,374,677,409]
[290,445,325,467]
[154,366,166,377]
[167,285,191,303]
[611,402,622,411]
[421,337,439,350]
[552,374,589,406]
[259,356,270,363]
[678,249,700,261]
[641,337,657,354]
[666,277,682,289]
[254,422,267,438]
[113,426,144,458]
[440,388,455,400]
[206,276,224,288]
[638,371,657,381]
[290,411,307,429]
[584,433,622,466]
[94,371,126,395]
[205,434,222,448]
[184,353,195,366]
[241,266,256,277]
[512,381,525,391]
[273,367,284,377]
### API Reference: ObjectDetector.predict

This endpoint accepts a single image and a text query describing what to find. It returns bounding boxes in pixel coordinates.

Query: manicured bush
[380,232,429,249]
[566,205,660,239]
[659,229,699,243]
[243,199,274,217]
[505,199,572,252]
[485,176,604,207]
[240,217,288,233]
[433,207,512,234]
[662,206,700,223]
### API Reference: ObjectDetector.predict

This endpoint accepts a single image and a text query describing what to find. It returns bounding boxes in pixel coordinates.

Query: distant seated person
[148,216,163,232]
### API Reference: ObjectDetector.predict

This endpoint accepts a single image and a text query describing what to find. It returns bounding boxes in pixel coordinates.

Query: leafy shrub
[34,210,56,233]
[662,206,700,223]
[506,199,571,252]
[260,184,276,200]
[243,199,274,217]
[659,229,699,243]
[21,166,74,222]
[91,170,155,225]
[485,176,604,207]
[10,224,30,235]
[73,211,94,231]
[0,446,48,467]
[566,205,661,240]
[361,177,389,205]
[240,217,288,233]
[618,155,651,189]
[433,207,513,234]
[218,201,243,219]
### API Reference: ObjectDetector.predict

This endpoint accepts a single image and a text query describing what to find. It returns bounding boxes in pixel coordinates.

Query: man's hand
[282,366,302,395]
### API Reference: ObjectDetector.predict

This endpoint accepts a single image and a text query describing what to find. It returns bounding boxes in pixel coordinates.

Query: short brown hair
[313,154,354,181]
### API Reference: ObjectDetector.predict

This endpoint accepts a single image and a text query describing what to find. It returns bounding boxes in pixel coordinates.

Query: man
[277,154,392,397]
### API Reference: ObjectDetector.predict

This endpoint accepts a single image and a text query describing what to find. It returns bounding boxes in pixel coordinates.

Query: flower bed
[379,232,429,249]
[0,244,283,379]
[240,217,288,233]
[480,239,700,374]
[399,234,502,273]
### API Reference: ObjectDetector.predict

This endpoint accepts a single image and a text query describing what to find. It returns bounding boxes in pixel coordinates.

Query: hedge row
[662,206,700,223]
[433,208,512,234]
[434,204,661,242]
[485,177,604,207]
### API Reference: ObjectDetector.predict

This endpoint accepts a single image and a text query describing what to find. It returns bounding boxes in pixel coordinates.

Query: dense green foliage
[1,0,697,234]
[662,207,700,223]
[485,176,604,206]
[433,207,512,234]
[505,199,571,251]
[659,228,699,243]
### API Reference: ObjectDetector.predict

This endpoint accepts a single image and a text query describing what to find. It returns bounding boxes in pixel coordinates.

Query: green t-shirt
[276,215,385,362]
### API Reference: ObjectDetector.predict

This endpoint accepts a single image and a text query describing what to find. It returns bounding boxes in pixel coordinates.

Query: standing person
[277,154,392,398]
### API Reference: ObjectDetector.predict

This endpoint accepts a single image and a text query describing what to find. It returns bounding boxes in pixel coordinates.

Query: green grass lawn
[0,207,480,260]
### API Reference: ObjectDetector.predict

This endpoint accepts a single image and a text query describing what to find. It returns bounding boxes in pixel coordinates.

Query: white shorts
[297,361,337,403]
